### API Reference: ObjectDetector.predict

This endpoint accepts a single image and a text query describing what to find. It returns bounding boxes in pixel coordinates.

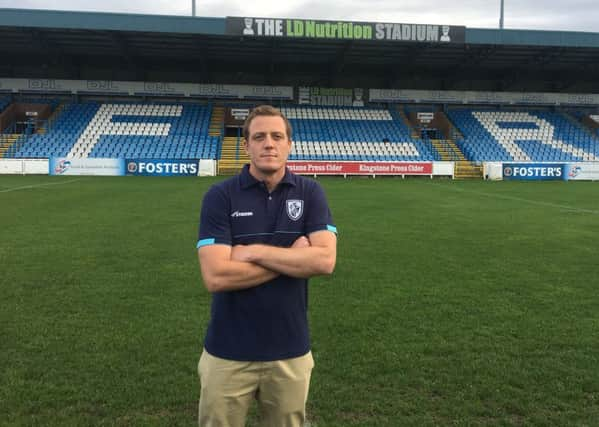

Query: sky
[1,0,599,32]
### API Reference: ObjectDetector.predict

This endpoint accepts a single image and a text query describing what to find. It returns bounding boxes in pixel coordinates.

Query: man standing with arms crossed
[196,105,337,427]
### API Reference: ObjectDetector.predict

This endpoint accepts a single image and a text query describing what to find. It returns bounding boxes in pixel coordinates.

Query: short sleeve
[304,181,337,236]
[197,185,232,248]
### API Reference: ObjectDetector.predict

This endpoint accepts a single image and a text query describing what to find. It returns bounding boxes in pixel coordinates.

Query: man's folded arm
[232,230,337,279]
[198,244,279,293]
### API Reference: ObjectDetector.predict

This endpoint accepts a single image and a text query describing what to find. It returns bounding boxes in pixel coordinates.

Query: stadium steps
[0,134,22,158]
[218,158,248,175]
[209,105,225,136]
[218,136,249,175]
[454,161,483,179]
[430,139,465,161]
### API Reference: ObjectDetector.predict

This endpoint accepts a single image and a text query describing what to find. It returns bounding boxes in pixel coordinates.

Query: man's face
[244,115,292,176]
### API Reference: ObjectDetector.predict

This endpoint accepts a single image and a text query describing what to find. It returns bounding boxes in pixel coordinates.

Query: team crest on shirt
[286,199,304,221]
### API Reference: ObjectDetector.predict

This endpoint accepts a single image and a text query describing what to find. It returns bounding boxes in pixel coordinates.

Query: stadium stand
[282,106,437,161]
[7,100,599,165]
[447,109,599,162]
[13,102,220,159]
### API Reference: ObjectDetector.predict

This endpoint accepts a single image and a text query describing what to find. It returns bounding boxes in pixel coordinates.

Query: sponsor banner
[287,161,433,176]
[502,163,565,180]
[126,159,200,176]
[564,163,599,181]
[226,17,465,44]
[368,88,599,106]
[3,78,598,106]
[0,78,293,100]
[191,84,292,99]
[49,157,125,176]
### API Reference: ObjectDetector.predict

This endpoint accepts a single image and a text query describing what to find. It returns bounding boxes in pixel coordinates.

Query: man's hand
[291,235,311,249]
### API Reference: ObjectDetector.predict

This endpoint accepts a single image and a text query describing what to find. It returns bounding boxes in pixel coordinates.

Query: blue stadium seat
[12,102,219,160]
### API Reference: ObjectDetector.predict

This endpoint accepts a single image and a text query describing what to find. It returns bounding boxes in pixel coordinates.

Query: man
[196,105,337,427]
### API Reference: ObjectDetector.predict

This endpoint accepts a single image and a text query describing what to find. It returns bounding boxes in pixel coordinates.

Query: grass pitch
[1,175,598,426]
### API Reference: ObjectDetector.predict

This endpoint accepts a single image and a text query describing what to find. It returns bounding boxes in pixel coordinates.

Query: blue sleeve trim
[196,238,216,248]
[327,225,338,234]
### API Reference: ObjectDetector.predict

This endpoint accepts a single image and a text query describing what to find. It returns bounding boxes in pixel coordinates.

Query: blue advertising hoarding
[502,163,566,181]
[126,159,200,176]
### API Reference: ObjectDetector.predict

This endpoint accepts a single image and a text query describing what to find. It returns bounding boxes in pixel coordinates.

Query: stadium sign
[287,161,433,176]
[0,78,293,100]
[502,163,565,181]
[126,159,200,176]
[564,163,599,181]
[369,89,599,106]
[298,87,364,106]
[226,17,465,44]
[49,157,125,176]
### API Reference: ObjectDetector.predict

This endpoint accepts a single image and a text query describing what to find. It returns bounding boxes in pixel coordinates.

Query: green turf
[1,175,598,426]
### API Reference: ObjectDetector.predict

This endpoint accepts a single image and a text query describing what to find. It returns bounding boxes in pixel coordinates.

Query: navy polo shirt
[197,165,336,361]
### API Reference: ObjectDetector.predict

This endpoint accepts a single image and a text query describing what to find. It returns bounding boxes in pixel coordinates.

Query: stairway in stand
[208,104,248,175]
[430,139,464,161]
[209,105,225,136]
[454,160,483,179]
[434,137,482,179]
[218,136,249,175]
[0,134,21,158]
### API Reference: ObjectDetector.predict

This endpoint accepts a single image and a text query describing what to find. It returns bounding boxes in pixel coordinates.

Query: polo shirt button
[268,196,272,200]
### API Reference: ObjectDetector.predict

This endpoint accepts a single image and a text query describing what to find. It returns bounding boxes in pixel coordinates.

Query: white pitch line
[0,179,82,193]
[430,183,599,215]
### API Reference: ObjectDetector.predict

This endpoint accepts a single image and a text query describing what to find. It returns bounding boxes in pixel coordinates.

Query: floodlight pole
[192,0,196,17]
[499,0,504,29]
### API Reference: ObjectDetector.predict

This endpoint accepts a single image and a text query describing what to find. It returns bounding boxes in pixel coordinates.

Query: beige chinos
[198,350,314,427]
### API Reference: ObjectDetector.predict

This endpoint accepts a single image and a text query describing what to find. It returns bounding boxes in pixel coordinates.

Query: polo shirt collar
[239,164,297,190]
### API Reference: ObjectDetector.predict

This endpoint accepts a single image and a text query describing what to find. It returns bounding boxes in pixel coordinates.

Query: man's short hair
[242,105,293,141]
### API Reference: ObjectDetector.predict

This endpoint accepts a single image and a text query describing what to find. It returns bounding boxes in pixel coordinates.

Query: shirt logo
[231,211,254,217]
[286,199,304,221]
